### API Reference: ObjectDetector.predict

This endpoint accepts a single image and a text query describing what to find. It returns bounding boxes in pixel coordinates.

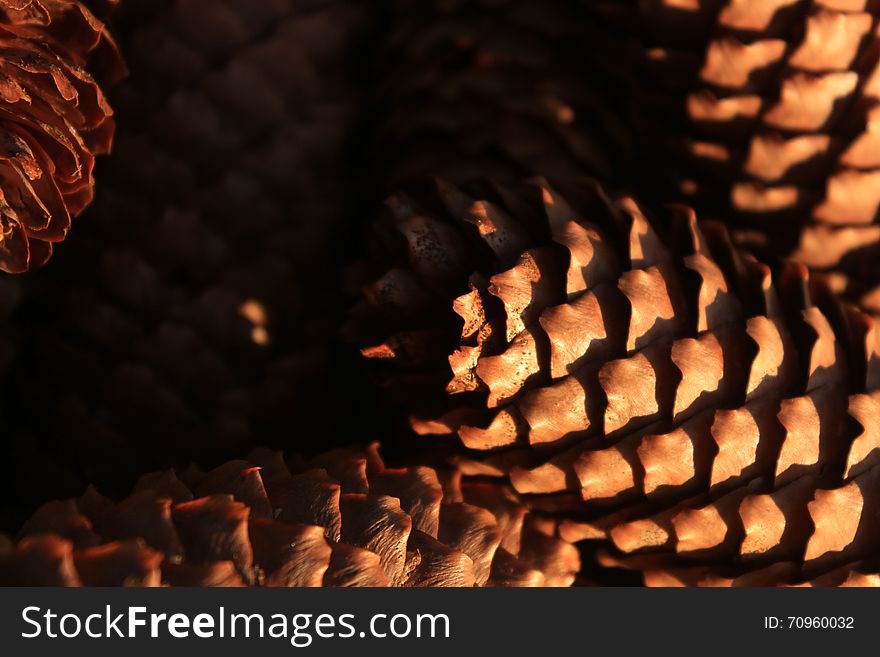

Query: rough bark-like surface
[0,444,579,587]
[350,176,880,586]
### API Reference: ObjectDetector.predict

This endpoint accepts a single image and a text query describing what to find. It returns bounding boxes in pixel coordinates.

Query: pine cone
[0,444,579,586]
[1,0,372,524]
[590,0,880,305]
[0,0,123,272]
[368,0,627,190]
[348,177,880,585]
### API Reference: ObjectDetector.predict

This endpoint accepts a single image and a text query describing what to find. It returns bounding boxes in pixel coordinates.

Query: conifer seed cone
[349,177,880,585]
[0,0,123,272]
[369,0,627,190]
[591,0,880,306]
[0,444,579,587]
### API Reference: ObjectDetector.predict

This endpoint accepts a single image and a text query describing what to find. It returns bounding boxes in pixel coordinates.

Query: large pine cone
[2,0,371,525]
[348,177,880,585]
[368,0,627,191]
[0,0,123,272]
[0,444,579,586]
[591,0,880,306]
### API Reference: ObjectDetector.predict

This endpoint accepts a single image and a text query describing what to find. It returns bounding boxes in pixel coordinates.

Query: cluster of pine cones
[1,0,880,587]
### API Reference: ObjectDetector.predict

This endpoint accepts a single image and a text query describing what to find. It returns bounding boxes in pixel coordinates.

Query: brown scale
[349,176,880,585]
[0,444,579,587]
[584,279,880,585]
[0,0,123,272]
[588,0,880,306]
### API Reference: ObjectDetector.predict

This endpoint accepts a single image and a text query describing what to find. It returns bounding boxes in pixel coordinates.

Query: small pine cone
[348,177,880,585]
[0,0,123,272]
[588,1,880,305]
[0,444,579,587]
[370,0,627,190]
[3,0,371,517]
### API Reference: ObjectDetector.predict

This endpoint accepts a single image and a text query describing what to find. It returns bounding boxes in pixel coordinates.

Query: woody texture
[591,0,880,308]
[349,176,880,586]
[0,0,122,272]
[0,444,579,587]
[4,0,880,590]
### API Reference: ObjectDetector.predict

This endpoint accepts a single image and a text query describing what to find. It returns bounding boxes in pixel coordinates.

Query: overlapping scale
[0,0,123,272]
[588,0,880,305]
[350,176,880,585]
[0,444,579,587]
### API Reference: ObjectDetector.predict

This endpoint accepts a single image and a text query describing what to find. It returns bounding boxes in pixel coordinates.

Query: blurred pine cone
[0,0,123,272]
[367,0,628,191]
[2,0,372,526]
[348,177,880,585]
[590,0,880,306]
[0,443,579,586]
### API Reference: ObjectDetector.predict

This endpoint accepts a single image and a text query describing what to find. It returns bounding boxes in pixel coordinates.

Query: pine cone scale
[350,170,880,585]
[1,444,579,586]
[0,0,121,271]
[597,0,880,303]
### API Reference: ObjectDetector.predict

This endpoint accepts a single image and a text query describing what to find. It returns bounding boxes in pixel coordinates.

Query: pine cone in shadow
[0,443,579,586]
[367,0,628,190]
[0,0,123,272]
[348,177,880,585]
[2,0,372,524]
[0,275,18,374]
[589,0,880,306]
